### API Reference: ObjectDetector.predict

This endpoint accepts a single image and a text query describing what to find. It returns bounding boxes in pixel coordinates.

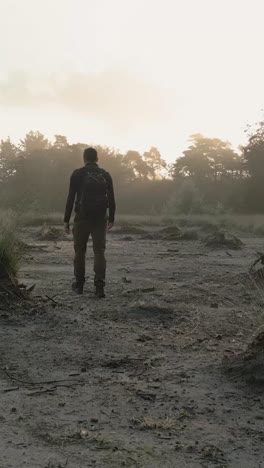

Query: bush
[164,179,206,215]
[0,213,20,284]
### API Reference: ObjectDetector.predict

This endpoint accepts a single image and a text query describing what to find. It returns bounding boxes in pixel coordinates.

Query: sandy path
[0,229,264,467]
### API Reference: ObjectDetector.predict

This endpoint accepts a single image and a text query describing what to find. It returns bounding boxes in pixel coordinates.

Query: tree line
[0,121,264,215]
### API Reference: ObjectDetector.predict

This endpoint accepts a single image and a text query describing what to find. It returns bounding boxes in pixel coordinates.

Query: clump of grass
[0,213,20,286]
[201,445,226,462]
[22,211,63,227]
[132,416,175,430]
[204,231,243,250]
[37,223,66,241]
[5,208,264,236]
[0,209,63,227]
[223,328,264,385]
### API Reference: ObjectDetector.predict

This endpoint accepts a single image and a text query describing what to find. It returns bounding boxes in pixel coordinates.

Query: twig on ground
[250,255,264,271]
[3,386,20,393]
[27,387,57,396]
[3,367,91,387]
[189,323,199,335]
[44,294,69,308]
[124,286,156,295]
[45,294,60,305]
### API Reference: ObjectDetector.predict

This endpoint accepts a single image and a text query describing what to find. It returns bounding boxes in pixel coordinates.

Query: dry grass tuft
[0,212,20,284]
[38,224,66,241]
[132,416,175,430]
[223,328,264,384]
[0,211,33,298]
[204,231,243,250]
[3,209,264,237]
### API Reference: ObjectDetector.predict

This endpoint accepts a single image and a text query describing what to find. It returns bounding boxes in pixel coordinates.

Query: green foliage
[143,147,167,179]
[0,132,171,215]
[0,121,264,217]
[164,179,205,215]
[243,119,264,211]
[20,131,50,152]
[171,134,245,211]
[172,134,242,182]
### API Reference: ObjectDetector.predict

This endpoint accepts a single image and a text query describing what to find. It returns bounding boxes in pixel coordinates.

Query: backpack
[80,169,108,217]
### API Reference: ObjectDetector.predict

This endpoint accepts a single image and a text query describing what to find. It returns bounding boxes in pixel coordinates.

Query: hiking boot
[95,287,105,298]
[72,282,84,295]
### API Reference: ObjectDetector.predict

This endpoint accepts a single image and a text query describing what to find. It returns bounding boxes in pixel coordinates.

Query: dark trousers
[73,217,107,287]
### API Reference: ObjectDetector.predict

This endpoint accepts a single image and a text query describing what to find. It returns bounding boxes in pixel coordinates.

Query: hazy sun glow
[1,0,264,160]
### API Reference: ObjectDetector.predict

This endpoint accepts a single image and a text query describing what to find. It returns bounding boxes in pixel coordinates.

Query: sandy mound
[158,226,182,240]
[141,234,156,240]
[205,231,243,250]
[114,225,147,235]
[180,230,199,241]
[158,226,199,241]
[223,330,264,384]
[38,224,66,241]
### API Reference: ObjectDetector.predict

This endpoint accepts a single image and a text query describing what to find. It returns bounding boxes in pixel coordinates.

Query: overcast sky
[0,0,264,160]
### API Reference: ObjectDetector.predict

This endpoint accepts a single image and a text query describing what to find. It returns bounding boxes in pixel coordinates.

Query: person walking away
[64,147,116,298]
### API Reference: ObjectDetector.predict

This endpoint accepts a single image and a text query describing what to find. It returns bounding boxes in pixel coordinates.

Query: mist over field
[1,127,264,217]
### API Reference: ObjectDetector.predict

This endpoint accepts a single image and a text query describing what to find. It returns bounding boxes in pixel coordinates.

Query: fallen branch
[44,294,70,308]
[27,387,57,396]
[3,367,90,387]
[124,286,156,295]
[3,386,19,393]
[250,255,264,271]
[27,384,82,396]
[45,294,60,305]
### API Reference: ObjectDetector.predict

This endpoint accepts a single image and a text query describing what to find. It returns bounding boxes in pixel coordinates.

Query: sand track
[1,228,264,467]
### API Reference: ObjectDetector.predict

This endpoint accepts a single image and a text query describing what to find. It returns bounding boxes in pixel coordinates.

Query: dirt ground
[1,225,264,468]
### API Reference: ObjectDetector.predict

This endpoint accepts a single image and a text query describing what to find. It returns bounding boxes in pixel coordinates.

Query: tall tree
[243,119,264,210]
[143,147,167,179]
[173,134,241,182]
[172,134,212,183]
[0,137,19,181]
[123,150,150,179]
[20,131,50,152]
[172,134,243,208]
[54,135,69,149]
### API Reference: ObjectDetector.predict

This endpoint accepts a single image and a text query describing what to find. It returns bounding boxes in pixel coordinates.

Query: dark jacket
[64,163,116,224]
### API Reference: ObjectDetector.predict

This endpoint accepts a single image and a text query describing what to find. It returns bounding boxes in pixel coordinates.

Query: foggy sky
[0,70,175,128]
[1,0,264,160]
